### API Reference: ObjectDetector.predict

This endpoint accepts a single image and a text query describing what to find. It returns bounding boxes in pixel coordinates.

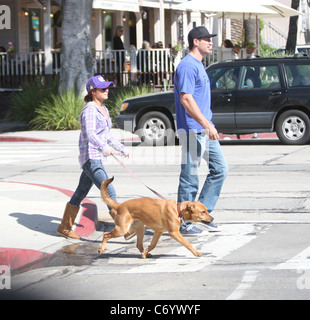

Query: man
[174,26,229,235]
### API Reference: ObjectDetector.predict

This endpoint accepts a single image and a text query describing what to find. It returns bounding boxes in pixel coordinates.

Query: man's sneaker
[196,220,221,232]
[180,222,203,236]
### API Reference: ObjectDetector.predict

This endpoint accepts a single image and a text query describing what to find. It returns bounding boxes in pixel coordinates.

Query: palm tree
[286,0,300,54]
[60,0,93,95]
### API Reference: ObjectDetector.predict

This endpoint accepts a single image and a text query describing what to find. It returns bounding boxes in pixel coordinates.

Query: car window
[208,67,240,90]
[285,64,310,87]
[242,65,281,89]
[297,48,310,55]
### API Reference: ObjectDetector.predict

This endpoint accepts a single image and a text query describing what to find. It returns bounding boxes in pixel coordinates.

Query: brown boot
[57,203,81,240]
[109,209,136,240]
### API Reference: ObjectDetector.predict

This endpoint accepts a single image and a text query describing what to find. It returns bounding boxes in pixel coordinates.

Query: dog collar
[177,202,187,226]
[177,202,183,218]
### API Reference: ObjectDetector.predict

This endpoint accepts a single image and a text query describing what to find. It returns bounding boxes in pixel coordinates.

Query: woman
[57,75,130,240]
[113,26,125,51]
[113,26,125,85]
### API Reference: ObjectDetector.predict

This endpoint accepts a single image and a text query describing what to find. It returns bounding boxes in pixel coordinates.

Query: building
[0,0,215,88]
[0,0,308,88]
[0,0,210,56]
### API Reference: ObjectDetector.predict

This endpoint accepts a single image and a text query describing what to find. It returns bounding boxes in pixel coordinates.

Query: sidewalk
[0,128,140,272]
[0,127,278,272]
[0,181,98,271]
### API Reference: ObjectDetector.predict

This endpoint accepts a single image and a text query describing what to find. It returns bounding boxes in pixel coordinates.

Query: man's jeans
[177,132,229,213]
[69,159,116,210]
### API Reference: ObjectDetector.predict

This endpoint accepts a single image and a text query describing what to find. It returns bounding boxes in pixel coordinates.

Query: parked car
[115,55,310,145]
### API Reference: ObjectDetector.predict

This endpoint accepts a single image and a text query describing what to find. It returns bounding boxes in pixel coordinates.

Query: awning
[174,0,300,19]
[93,0,140,12]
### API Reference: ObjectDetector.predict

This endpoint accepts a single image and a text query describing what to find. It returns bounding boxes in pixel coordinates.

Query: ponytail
[84,91,93,102]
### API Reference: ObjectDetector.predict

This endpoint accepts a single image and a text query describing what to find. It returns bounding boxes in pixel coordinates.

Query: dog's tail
[100,177,120,210]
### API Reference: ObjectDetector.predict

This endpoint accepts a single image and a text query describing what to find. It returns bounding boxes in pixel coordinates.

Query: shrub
[30,88,84,130]
[9,78,58,124]
[11,82,154,130]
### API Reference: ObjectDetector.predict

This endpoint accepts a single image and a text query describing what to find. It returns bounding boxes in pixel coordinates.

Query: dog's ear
[185,203,196,212]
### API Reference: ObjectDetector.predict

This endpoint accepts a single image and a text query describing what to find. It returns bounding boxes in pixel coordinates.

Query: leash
[112,154,186,226]
[111,154,167,200]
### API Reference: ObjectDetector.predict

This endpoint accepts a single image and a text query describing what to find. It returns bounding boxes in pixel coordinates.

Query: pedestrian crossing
[91,222,310,276]
[0,142,76,165]
[122,224,258,274]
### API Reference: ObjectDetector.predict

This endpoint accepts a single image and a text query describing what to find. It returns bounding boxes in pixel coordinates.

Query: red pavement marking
[0,248,51,271]
[218,133,278,140]
[0,181,97,270]
[0,136,56,142]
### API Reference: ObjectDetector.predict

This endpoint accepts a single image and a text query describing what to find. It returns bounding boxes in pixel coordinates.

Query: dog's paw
[195,251,202,257]
[141,251,152,259]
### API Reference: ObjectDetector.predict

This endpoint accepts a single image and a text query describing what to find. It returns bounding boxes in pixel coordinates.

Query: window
[104,13,113,50]
[28,9,42,50]
[242,65,281,89]
[208,67,241,90]
[285,64,310,87]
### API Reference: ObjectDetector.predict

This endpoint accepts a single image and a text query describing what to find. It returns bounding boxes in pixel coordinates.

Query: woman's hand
[104,149,129,158]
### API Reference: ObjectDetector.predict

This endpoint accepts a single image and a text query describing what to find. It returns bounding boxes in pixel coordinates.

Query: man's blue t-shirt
[174,54,213,133]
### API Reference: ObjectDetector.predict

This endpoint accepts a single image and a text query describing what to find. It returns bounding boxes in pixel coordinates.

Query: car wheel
[136,111,175,146]
[276,110,310,145]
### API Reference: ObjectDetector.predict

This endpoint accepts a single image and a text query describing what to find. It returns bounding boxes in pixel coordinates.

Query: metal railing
[0,48,220,89]
[0,52,45,76]
[93,48,179,87]
[263,22,287,49]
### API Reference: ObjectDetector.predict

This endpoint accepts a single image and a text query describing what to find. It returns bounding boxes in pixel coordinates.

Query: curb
[0,136,56,142]
[0,181,98,271]
[219,132,278,140]
[0,132,278,144]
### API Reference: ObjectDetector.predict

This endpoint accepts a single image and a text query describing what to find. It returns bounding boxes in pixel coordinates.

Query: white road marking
[272,246,310,270]
[226,270,259,300]
[120,224,257,274]
[0,144,75,164]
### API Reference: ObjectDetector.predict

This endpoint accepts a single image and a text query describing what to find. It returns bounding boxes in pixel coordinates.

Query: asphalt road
[1,131,310,301]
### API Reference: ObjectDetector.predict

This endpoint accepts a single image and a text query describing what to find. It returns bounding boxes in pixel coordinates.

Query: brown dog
[98,177,213,258]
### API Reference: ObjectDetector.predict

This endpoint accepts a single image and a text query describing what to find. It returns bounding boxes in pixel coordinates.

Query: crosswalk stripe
[122,224,257,274]
[272,246,310,270]
[226,270,259,300]
[0,143,76,164]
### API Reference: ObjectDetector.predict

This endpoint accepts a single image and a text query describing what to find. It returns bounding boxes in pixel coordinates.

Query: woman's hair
[84,91,93,102]
[115,25,124,36]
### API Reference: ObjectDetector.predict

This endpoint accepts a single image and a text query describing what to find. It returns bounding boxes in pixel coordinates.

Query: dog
[98,177,213,258]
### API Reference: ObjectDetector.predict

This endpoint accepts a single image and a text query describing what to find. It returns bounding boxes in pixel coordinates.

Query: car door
[235,64,287,131]
[208,66,240,131]
[284,62,310,107]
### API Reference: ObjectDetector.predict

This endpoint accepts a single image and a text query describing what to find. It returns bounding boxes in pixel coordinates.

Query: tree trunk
[244,19,257,46]
[60,0,93,95]
[286,0,300,54]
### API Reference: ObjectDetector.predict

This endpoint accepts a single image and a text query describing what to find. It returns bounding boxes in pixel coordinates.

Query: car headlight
[121,103,129,112]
